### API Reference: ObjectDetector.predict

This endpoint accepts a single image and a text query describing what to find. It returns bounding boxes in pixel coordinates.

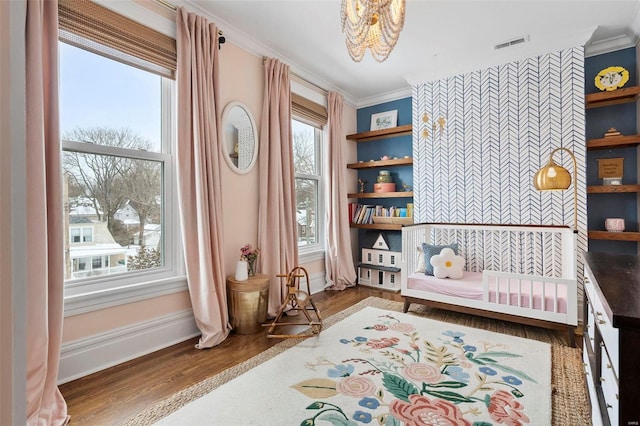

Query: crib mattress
[407,271,568,314]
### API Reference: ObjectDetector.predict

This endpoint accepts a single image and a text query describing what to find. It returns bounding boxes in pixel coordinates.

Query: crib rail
[402,223,576,279]
[482,270,577,325]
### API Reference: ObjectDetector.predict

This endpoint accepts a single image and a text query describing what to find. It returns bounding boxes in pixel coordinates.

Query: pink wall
[62,39,358,345]
[219,43,264,277]
[62,292,193,342]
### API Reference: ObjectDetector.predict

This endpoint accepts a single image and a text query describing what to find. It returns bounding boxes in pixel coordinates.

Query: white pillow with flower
[430,247,464,279]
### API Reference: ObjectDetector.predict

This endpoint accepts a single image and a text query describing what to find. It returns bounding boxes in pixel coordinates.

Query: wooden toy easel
[264,266,322,338]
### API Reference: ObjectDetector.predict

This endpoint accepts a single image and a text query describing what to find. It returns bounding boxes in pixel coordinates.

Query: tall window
[292,119,323,250]
[60,42,176,291]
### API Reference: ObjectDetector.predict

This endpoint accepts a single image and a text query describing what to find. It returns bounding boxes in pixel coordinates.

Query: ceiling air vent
[494,35,529,50]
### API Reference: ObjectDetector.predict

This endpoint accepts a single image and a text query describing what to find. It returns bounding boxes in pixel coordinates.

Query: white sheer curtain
[324,91,357,290]
[175,7,230,349]
[258,58,299,316]
[25,0,69,423]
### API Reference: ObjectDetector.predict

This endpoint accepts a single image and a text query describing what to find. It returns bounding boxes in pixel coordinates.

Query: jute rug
[124,297,590,425]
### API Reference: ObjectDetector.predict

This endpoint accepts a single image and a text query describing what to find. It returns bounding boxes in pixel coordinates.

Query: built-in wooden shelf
[348,191,413,199]
[347,126,413,232]
[347,158,413,169]
[585,86,640,109]
[350,223,403,230]
[346,124,412,143]
[587,134,640,150]
[587,184,640,193]
[588,230,640,241]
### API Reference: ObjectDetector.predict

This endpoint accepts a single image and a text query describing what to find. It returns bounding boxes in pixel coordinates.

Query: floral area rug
[154,306,550,425]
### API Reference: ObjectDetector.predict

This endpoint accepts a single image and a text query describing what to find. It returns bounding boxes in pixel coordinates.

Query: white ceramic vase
[235,260,248,281]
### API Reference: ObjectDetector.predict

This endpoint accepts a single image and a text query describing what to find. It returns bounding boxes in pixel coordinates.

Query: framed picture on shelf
[597,157,623,179]
[370,110,398,131]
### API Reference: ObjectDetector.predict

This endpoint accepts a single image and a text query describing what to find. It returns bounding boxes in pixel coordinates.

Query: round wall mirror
[222,102,258,174]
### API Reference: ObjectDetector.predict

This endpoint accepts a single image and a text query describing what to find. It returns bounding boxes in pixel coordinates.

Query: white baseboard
[58,309,199,385]
[59,273,329,385]
[309,271,328,295]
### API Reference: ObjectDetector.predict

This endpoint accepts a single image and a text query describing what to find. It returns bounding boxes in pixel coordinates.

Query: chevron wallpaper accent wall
[412,46,587,312]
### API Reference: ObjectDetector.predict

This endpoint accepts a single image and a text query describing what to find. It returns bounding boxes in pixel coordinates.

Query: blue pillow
[421,242,459,276]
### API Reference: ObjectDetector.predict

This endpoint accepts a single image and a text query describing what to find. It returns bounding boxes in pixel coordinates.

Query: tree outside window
[292,119,322,248]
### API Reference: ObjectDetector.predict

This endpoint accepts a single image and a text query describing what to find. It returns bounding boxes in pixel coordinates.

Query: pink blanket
[407,271,568,314]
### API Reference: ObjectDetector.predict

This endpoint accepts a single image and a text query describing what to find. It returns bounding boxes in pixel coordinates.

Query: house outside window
[57,2,184,312]
[292,119,323,253]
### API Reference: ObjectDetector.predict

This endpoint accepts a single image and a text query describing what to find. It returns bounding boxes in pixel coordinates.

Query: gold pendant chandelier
[341,0,406,62]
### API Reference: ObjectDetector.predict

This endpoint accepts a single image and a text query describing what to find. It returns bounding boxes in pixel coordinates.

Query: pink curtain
[176,7,230,349]
[325,92,357,290]
[25,0,69,424]
[258,58,299,316]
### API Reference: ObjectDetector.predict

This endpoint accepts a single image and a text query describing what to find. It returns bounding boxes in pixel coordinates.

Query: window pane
[92,256,103,269]
[70,228,80,243]
[59,43,162,153]
[292,120,316,175]
[296,178,317,246]
[64,152,163,280]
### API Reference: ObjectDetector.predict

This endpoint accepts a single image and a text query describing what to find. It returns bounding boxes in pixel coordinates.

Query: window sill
[299,248,325,264]
[64,275,188,317]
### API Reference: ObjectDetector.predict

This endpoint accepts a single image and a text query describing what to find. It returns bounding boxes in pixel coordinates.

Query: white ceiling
[186,1,640,107]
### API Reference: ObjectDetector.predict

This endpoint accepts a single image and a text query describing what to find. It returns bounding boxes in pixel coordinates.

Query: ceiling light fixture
[341,0,406,62]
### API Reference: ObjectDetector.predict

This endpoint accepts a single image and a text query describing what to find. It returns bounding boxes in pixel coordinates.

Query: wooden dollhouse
[357,233,401,292]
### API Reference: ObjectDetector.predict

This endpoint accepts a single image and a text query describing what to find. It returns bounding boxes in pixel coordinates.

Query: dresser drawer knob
[598,320,606,325]
[596,311,603,316]
[607,363,612,369]
[599,377,606,382]
[606,404,613,409]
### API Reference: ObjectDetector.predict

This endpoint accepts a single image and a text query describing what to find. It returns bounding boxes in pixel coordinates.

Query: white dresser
[583,252,640,426]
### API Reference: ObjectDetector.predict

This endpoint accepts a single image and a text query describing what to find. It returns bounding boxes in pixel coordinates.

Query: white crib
[401,223,578,345]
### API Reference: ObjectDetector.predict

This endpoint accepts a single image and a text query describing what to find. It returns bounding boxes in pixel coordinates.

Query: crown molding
[179,1,358,108]
[356,86,412,109]
[585,33,638,57]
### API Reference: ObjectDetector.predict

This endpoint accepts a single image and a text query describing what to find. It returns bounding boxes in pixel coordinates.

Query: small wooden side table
[226,273,270,334]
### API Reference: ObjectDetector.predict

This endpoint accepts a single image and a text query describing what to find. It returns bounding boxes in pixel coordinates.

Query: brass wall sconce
[421,113,446,139]
[533,147,578,233]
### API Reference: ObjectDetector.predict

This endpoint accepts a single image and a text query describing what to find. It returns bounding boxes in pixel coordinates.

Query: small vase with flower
[240,244,260,277]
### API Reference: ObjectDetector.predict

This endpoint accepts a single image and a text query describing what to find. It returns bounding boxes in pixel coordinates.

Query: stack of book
[350,204,376,224]
[349,203,414,225]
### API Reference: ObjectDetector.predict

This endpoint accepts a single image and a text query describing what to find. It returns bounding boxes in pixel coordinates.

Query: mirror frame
[221,101,258,175]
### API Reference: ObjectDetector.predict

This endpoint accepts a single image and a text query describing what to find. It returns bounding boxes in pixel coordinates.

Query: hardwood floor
[59,287,402,425]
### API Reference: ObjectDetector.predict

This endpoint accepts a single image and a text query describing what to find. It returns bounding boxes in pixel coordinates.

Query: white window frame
[61,72,186,317]
[292,118,325,263]
[69,226,93,244]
